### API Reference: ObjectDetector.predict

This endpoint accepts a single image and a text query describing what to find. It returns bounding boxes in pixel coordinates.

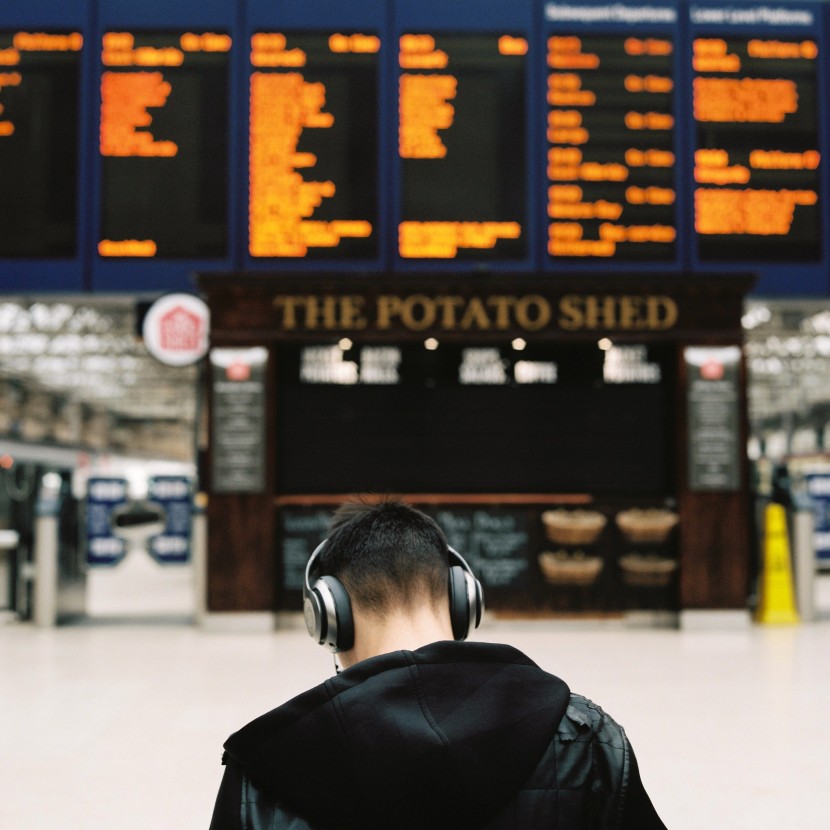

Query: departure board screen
[398,33,527,260]
[99,32,230,259]
[693,36,821,260]
[547,35,677,260]
[0,31,81,257]
[249,31,379,259]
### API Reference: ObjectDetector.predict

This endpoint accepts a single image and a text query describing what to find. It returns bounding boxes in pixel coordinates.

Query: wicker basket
[619,554,678,587]
[538,551,604,586]
[541,509,607,546]
[615,508,679,544]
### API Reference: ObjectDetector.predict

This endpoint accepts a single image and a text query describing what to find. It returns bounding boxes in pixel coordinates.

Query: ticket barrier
[33,492,170,626]
[791,496,816,622]
[33,471,85,627]
[0,528,19,615]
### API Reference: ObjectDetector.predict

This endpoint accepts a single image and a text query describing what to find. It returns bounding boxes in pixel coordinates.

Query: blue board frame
[243,0,391,274]
[684,1,829,295]
[90,0,240,293]
[0,0,93,292]
[0,1,829,296]
[392,0,540,274]
[538,0,690,274]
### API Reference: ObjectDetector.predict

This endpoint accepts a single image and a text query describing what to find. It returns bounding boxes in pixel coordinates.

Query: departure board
[692,36,821,260]
[0,31,81,257]
[398,33,527,260]
[99,31,230,259]
[547,35,677,260]
[248,31,379,259]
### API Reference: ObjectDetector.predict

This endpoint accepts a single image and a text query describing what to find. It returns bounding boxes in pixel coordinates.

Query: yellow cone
[756,503,800,625]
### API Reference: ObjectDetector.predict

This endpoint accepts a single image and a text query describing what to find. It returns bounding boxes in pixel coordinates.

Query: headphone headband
[303,539,483,652]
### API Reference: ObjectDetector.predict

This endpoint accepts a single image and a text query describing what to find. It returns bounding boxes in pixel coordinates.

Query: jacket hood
[224,641,570,830]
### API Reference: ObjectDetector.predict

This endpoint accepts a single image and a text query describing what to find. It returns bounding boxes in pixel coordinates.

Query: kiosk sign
[148,475,192,564]
[805,471,830,563]
[86,477,128,566]
[210,347,268,493]
[142,293,210,367]
[685,346,741,491]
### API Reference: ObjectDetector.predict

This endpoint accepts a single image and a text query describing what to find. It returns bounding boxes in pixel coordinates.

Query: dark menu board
[277,504,534,601]
[279,507,331,592]
[427,507,532,596]
[692,35,821,260]
[547,34,676,259]
[99,31,230,258]
[210,347,268,494]
[0,31,81,257]
[249,31,379,258]
[398,33,527,260]
[277,342,673,495]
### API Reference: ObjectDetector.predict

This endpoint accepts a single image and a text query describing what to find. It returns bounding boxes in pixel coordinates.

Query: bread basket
[538,551,604,586]
[615,508,678,544]
[619,554,678,587]
[541,509,607,546]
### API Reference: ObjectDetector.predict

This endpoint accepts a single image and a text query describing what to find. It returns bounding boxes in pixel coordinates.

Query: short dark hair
[318,497,449,617]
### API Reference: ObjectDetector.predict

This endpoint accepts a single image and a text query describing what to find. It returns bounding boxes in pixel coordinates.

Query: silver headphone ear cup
[448,565,470,640]
[316,575,354,653]
[303,590,324,643]
[472,573,483,628]
[462,569,482,633]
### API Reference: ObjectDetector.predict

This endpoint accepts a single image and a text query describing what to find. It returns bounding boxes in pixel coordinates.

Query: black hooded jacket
[209,641,666,830]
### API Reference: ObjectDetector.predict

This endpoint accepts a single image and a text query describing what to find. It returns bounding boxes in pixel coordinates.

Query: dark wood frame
[199,272,754,614]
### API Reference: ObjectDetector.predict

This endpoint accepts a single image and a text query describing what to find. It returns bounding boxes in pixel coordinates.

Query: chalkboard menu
[426,507,532,597]
[279,507,332,592]
[278,504,535,603]
[685,346,741,491]
[210,347,268,493]
[277,500,679,613]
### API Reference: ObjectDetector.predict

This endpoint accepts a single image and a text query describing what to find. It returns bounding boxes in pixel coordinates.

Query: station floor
[2,564,830,830]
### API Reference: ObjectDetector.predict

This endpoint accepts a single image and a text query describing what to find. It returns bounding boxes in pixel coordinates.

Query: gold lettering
[301,297,321,329]
[486,296,515,330]
[275,292,677,334]
[434,295,465,328]
[584,296,617,329]
[559,294,677,331]
[340,295,367,330]
[515,296,551,331]
[618,296,647,329]
[647,296,678,329]
[321,295,338,329]
[558,295,584,330]
[400,295,436,331]
[273,295,301,329]
[460,297,491,330]
[376,295,403,329]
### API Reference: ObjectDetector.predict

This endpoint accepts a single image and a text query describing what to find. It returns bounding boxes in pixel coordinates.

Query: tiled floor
[3,574,830,829]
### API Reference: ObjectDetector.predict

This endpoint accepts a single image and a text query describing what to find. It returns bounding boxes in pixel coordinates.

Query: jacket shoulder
[560,694,628,750]
[240,775,319,830]
[557,694,631,828]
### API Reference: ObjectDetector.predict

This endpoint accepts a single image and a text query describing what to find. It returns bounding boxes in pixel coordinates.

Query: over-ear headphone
[303,540,484,653]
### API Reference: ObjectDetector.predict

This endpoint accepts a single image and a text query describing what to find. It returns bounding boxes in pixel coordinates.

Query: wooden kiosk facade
[199,273,754,621]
